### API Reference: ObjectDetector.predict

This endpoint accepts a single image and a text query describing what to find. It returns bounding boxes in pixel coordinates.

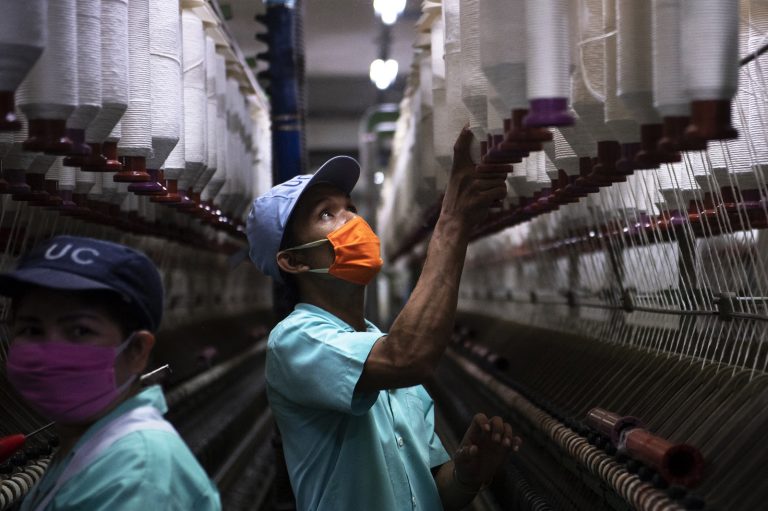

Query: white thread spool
[486,85,505,137]
[86,0,129,145]
[652,0,688,118]
[194,35,219,192]
[431,16,446,87]
[147,0,181,170]
[431,13,453,173]
[67,0,102,135]
[15,0,77,141]
[525,0,572,126]
[117,0,152,158]
[616,0,659,125]
[181,10,208,187]
[682,0,739,101]
[207,52,228,198]
[0,0,46,124]
[75,167,96,195]
[459,0,487,140]
[603,0,639,143]
[442,0,468,154]
[419,47,433,113]
[480,0,527,113]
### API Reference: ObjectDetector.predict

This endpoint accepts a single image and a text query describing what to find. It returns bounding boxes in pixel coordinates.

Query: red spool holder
[685,99,738,146]
[624,428,704,487]
[500,110,552,153]
[23,119,73,155]
[150,177,183,204]
[114,156,150,182]
[634,123,667,168]
[588,141,626,185]
[658,116,698,154]
[128,168,166,195]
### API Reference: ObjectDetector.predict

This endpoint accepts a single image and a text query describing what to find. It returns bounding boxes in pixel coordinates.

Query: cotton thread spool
[131,0,181,196]
[682,0,740,143]
[459,0,488,141]
[0,0,46,131]
[16,0,77,154]
[194,35,219,194]
[65,0,102,158]
[616,0,665,169]
[431,13,453,173]
[181,10,208,191]
[115,0,152,183]
[442,0,469,158]
[652,0,691,154]
[524,0,574,127]
[80,0,129,172]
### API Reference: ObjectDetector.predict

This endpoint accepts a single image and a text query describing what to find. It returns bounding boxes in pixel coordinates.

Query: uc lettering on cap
[44,243,101,266]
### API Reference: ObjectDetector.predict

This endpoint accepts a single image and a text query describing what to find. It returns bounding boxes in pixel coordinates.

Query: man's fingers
[455,444,479,464]
[452,126,475,168]
[489,416,505,443]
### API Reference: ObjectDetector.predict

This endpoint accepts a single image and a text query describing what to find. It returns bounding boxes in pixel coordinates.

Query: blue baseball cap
[0,235,164,332]
[246,156,360,283]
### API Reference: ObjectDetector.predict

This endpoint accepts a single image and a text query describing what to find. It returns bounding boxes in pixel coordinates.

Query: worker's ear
[276,249,311,275]
[125,331,155,374]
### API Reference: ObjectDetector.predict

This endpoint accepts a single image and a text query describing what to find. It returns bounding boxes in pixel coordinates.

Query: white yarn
[652,0,688,117]
[526,0,570,100]
[419,49,433,111]
[553,129,580,176]
[208,53,228,192]
[57,158,76,190]
[16,0,77,120]
[86,0,129,144]
[616,0,659,124]
[559,111,597,158]
[0,0,46,91]
[681,0,739,100]
[459,0,488,139]
[3,113,35,169]
[67,0,102,130]
[204,36,218,177]
[28,153,55,175]
[75,168,96,194]
[480,0,527,111]
[182,10,208,182]
[486,85,505,136]
[572,69,615,142]
[147,0,181,169]
[107,120,121,143]
[443,0,461,54]
[545,153,559,180]
[603,0,640,143]
[431,16,446,87]
[117,0,152,157]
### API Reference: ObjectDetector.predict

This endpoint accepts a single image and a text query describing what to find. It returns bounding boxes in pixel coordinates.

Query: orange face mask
[284,216,383,286]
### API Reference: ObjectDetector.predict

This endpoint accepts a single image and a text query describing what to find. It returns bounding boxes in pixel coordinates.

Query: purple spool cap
[65,128,92,156]
[524,98,574,128]
[128,169,165,195]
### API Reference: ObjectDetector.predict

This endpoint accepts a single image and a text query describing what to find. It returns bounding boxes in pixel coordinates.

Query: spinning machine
[0,1,276,509]
[379,0,768,509]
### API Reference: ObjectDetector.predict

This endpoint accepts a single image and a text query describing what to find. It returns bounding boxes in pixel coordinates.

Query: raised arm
[357,127,508,392]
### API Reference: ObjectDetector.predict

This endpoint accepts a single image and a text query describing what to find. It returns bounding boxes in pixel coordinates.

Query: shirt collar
[294,303,380,333]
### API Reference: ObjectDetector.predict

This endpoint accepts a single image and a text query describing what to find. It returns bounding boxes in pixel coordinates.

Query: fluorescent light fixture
[369,58,399,90]
[373,0,406,25]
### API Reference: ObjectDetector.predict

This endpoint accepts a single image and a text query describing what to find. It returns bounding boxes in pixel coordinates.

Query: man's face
[285,183,360,270]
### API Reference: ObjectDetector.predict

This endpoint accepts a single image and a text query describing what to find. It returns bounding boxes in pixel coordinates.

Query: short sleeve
[421,389,451,468]
[267,316,383,414]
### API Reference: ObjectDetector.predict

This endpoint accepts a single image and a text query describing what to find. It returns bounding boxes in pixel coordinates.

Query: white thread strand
[603,0,640,143]
[0,0,46,91]
[147,0,181,169]
[117,0,152,157]
[526,0,570,100]
[16,0,77,120]
[182,10,208,184]
[67,0,102,130]
[480,0,527,111]
[86,0,129,143]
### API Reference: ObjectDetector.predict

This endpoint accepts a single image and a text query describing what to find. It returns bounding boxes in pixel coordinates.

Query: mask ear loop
[113,333,140,391]
[282,238,330,251]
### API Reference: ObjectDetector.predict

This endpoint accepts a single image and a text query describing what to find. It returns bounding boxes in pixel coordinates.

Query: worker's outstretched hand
[439,126,508,235]
[454,413,521,488]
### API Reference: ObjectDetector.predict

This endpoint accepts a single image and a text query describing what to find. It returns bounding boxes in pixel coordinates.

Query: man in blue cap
[247,128,521,510]
[1,236,220,510]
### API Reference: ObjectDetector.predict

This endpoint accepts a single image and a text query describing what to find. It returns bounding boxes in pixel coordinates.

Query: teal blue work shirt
[266,303,451,511]
[21,386,221,511]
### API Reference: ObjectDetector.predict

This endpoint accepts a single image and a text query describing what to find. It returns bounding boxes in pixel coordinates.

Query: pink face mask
[6,337,136,424]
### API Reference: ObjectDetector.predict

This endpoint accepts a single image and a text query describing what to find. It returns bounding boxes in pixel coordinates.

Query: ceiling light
[369,58,398,90]
[373,0,406,25]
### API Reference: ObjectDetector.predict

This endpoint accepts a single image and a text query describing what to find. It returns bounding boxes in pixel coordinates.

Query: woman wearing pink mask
[246,128,521,511]
[1,236,220,510]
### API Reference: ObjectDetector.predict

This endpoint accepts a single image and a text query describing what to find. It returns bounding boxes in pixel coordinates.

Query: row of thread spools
[0,0,270,250]
[381,0,764,255]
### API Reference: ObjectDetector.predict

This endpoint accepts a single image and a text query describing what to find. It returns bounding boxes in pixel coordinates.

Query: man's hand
[439,127,509,235]
[454,413,522,487]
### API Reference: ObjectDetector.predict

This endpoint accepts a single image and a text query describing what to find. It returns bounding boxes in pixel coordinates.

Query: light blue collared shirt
[21,386,220,511]
[266,303,451,511]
